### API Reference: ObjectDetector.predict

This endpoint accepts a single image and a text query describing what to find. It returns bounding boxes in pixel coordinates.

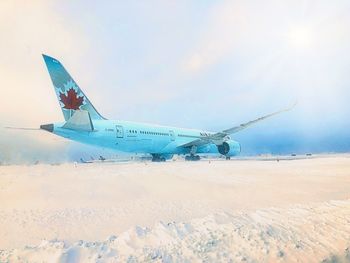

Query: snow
[0,156,350,262]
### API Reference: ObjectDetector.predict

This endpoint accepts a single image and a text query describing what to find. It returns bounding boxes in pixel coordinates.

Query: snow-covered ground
[0,155,350,262]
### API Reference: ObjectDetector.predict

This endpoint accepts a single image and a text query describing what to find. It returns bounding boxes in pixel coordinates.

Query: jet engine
[217,140,241,157]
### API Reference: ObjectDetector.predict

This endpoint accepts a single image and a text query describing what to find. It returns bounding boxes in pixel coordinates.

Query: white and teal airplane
[40,54,294,161]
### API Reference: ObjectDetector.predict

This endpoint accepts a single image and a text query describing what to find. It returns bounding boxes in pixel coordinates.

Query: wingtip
[291,100,298,109]
[285,101,298,111]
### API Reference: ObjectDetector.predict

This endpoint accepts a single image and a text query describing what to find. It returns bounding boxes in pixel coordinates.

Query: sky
[0,0,350,163]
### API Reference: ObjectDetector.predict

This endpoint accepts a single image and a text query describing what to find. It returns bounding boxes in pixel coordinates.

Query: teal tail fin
[42,54,105,121]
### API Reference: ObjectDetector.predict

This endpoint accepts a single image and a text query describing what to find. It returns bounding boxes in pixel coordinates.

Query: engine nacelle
[217,140,241,157]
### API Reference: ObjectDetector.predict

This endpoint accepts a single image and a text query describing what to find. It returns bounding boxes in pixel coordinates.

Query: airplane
[39,54,294,162]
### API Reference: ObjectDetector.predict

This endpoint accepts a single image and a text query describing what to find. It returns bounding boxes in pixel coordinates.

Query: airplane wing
[179,103,296,148]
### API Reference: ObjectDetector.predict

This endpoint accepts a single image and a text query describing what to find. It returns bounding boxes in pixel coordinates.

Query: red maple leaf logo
[59,88,84,110]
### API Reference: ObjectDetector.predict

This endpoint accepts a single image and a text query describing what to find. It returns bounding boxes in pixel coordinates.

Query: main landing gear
[185,154,200,161]
[185,145,201,161]
[151,154,166,162]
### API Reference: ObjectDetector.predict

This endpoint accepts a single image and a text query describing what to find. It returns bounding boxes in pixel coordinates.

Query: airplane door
[169,130,175,141]
[116,125,124,138]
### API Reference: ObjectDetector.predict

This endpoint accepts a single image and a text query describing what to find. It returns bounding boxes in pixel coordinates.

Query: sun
[287,26,314,49]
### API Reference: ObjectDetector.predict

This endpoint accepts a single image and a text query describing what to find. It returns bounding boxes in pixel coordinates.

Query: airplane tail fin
[42,54,105,121]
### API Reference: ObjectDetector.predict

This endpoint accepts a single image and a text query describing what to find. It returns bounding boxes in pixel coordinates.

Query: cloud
[0,1,349,163]
[0,0,88,126]
[180,0,350,127]
[183,1,350,73]
[0,1,90,163]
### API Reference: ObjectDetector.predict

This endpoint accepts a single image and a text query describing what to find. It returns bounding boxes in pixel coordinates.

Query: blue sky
[0,0,350,162]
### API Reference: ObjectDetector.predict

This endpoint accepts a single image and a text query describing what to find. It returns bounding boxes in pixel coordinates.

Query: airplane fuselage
[50,119,241,158]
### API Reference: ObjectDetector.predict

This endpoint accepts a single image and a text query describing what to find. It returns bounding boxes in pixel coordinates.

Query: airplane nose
[40,123,54,132]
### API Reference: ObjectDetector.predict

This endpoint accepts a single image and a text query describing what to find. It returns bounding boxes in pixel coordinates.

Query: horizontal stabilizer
[4,127,40,131]
[63,110,94,132]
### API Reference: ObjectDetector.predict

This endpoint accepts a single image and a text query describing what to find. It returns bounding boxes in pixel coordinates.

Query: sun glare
[287,26,314,49]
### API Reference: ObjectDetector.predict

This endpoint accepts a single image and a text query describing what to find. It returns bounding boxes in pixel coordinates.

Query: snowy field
[0,155,350,262]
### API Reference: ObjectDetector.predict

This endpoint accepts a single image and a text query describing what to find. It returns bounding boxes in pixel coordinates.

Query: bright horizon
[1,1,350,163]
